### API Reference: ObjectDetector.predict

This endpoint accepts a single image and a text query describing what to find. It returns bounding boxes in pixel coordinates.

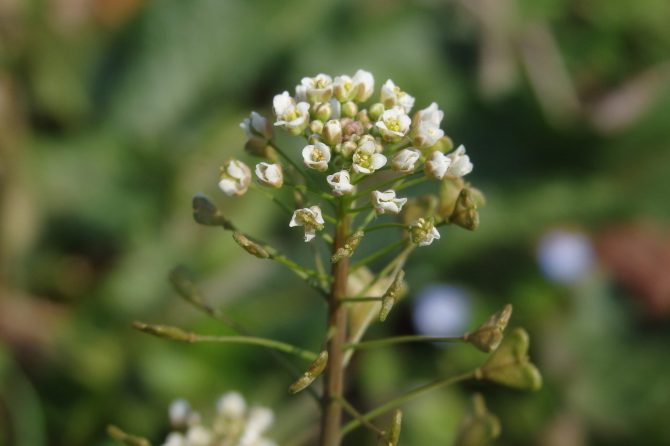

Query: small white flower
[370,190,408,215]
[446,144,473,178]
[423,150,451,180]
[216,391,247,419]
[273,91,310,134]
[326,170,355,196]
[329,98,341,119]
[352,136,387,174]
[246,407,274,436]
[169,399,191,427]
[300,73,333,103]
[322,119,342,146]
[376,106,411,142]
[295,84,307,102]
[255,162,283,188]
[410,218,441,246]
[240,111,272,140]
[290,206,325,242]
[162,432,186,446]
[218,159,252,196]
[380,79,415,113]
[333,74,355,102]
[185,426,212,446]
[352,69,375,102]
[302,141,331,171]
[391,148,421,172]
[412,102,444,148]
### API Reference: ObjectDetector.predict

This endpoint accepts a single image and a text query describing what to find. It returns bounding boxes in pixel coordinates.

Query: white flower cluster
[221,70,476,247]
[162,393,276,446]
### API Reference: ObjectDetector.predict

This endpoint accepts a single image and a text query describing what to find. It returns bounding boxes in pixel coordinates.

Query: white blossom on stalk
[391,148,421,172]
[326,170,355,196]
[412,102,444,148]
[218,159,252,196]
[352,135,387,174]
[185,425,212,446]
[410,218,441,246]
[216,391,247,419]
[300,73,334,103]
[376,106,411,142]
[290,206,325,242]
[322,119,343,146]
[240,111,273,140]
[333,74,355,102]
[238,407,274,446]
[370,190,408,215]
[424,150,451,180]
[255,162,283,188]
[169,399,191,427]
[302,141,331,171]
[380,79,415,113]
[446,144,473,178]
[273,91,310,134]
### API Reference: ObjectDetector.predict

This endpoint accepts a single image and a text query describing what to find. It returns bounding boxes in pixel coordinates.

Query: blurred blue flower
[537,229,594,285]
[412,284,472,337]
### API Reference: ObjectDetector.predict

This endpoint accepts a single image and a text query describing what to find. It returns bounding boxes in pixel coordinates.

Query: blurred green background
[1,0,670,445]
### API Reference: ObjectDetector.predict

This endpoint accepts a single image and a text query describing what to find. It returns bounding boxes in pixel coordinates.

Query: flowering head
[218,159,251,196]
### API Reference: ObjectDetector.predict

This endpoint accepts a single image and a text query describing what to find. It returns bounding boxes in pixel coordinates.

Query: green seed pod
[232,232,270,259]
[464,304,513,352]
[289,351,329,394]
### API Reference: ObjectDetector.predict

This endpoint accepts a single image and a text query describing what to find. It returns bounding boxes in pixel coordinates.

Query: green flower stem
[344,335,466,351]
[341,371,475,437]
[356,244,415,299]
[133,322,318,361]
[334,396,386,438]
[250,183,293,215]
[322,213,338,225]
[286,181,336,203]
[168,269,320,402]
[350,239,407,272]
[347,204,373,214]
[354,209,377,233]
[339,297,382,303]
[107,425,151,446]
[364,222,407,233]
[394,176,428,192]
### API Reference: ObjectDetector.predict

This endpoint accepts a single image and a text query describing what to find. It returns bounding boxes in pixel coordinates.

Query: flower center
[353,150,371,168]
[311,149,325,162]
[386,118,401,132]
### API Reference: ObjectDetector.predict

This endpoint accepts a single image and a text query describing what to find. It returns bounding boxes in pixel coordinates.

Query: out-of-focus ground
[1,0,669,445]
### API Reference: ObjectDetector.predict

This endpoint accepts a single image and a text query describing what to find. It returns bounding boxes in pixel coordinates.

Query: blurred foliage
[1,0,669,445]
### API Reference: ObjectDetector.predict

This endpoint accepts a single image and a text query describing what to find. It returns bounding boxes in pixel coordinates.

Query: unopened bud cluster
[162,393,276,446]
[219,70,479,247]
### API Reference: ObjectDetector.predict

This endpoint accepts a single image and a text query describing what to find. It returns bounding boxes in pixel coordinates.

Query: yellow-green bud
[244,136,275,159]
[289,350,328,394]
[132,321,194,342]
[340,140,358,158]
[438,177,465,221]
[463,304,512,352]
[331,230,364,263]
[369,102,385,121]
[314,102,332,122]
[380,270,404,321]
[387,410,403,446]
[232,232,270,259]
[342,100,358,118]
[192,193,234,229]
[310,119,324,135]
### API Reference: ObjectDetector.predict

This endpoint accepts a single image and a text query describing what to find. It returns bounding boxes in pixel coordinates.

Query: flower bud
[340,140,357,158]
[132,321,194,342]
[387,410,403,446]
[331,229,364,263]
[342,101,358,118]
[240,111,273,140]
[289,350,328,394]
[391,148,421,173]
[380,270,404,322]
[477,328,542,391]
[463,304,512,352]
[437,177,465,220]
[232,232,270,259]
[341,118,364,140]
[301,73,333,103]
[314,102,332,122]
[369,102,385,121]
[192,193,234,229]
[255,162,283,188]
[450,188,479,231]
[400,195,438,226]
[310,119,324,135]
[322,120,343,146]
[218,159,251,196]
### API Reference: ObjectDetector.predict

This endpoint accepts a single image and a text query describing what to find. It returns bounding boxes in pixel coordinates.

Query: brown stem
[320,203,351,446]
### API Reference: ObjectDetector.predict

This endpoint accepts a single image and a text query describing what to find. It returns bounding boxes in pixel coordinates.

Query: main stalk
[320,202,351,446]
